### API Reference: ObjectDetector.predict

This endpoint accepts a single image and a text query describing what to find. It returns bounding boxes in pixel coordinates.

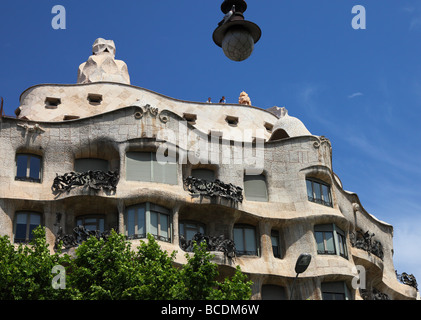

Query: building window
[74,158,109,173]
[306,178,332,207]
[125,203,171,242]
[183,113,197,125]
[264,122,274,133]
[314,224,348,259]
[14,212,42,243]
[45,97,61,108]
[126,152,177,185]
[233,224,258,256]
[76,215,105,232]
[63,115,80,121]
[87,93,103,104]
[321,281,351,300]
[191,168,215,181]
[15,154,42,183]
[225,116,239,126]
[244,174,268,202]
[271,230,282,258]
[261,285,287,300]
[179,221,205,242]
[336,227,348,258]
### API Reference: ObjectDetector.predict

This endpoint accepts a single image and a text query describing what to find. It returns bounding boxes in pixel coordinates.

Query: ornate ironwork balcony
[180,232,236,258]
[396,271,418,290]
[52,170,119,194]
[350,229,384,260]
[360,288,390,300]
[55,225,113,249]
[183,176,243,203]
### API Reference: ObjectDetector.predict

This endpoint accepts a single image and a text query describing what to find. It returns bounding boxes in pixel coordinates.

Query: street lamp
[213,0,262,62]
[289,253,312,300]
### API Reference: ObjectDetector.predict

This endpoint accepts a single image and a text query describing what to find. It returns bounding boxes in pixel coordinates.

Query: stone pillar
[0,199,13,239]
[117,199,125,235]
[258,219,271,261]
[172,204,181,245]
[250,274,262,300]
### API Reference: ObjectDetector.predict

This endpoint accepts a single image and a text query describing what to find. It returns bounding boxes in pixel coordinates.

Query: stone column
[250,275,262,300]
[117,199,125,235]
[172,204,181,245]
[258,219,271,261]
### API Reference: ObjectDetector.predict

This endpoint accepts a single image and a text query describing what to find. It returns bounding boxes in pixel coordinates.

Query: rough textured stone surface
[77,38,130,85]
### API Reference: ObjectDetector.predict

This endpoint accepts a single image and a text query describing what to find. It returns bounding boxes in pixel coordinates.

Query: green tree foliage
[0,226,73,299]
[0,227,252,300]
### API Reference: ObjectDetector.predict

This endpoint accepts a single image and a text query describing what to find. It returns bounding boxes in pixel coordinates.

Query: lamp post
[212,0,262,62]
[289,253,312,300]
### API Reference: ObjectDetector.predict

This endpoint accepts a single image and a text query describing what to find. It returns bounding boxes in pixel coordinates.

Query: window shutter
[234,228,244,252]
[126,152,152,182]
[29,213,41,232]
[261,285,287,300]
[149,211,158,236]
[126,207,136,237]
[16,155,28,178]
[160,214,169,239]
[153,153,177,185]
[75,158,109,172]
[244,228,257,253]
[244,174,268,202]
[29,156,41,180]
[137,206,146,236]
[191,169,215,181]
[15,213,28,241]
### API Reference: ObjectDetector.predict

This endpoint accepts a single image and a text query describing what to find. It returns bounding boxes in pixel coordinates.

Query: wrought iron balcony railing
[350,229,384,260]
[180,232,236,258]
[183,176,243,204]
[52,170,119,194]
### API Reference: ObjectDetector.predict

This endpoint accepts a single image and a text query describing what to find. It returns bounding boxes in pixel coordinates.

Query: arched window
[321,281,352,300]
[126,152,177,185]
[271,230,282,258]
[261,285,287,300]
[125,203,171,242]
[244,174,268,202]
[233,224,258,256]
[179,221,206,242]
[74,158,109,173]
[191,168,215,181]
[76,215,105,232]
[269,129,289,141]
[306,178,332,207]
[15,153,42,183]
[314,224,348,259]
[14,211,42,243]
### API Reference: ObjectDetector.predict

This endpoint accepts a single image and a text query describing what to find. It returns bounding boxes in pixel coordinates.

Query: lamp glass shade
[295,253,312,274]
[222,26,254,62]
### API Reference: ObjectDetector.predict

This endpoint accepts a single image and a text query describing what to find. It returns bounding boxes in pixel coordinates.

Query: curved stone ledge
[351,247,384,283]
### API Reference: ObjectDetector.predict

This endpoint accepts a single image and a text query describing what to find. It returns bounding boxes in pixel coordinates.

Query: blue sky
[1,0,421,290]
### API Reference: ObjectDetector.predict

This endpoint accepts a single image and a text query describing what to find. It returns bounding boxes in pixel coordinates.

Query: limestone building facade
[0,39,418,300]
